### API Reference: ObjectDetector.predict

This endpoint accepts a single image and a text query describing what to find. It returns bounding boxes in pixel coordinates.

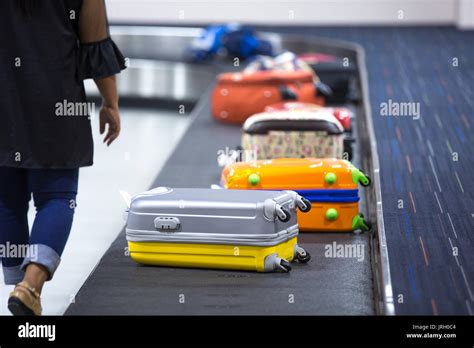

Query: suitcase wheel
[276,207,291,222]
[357,168,371,187]
[360,174,371,187]
[360,214,373,231]
[296,196,312,213]
[352,168,371,187]
[279,259,292,272]
[295,246,311,264]
[265,254,292,272]
[365,220,372,231]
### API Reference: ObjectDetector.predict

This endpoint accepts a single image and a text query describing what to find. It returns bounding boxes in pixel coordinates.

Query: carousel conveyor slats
[65,85,375,315]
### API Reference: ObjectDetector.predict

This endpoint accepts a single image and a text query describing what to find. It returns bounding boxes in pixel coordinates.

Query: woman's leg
[20,168,79,292]
[0,167,30,285]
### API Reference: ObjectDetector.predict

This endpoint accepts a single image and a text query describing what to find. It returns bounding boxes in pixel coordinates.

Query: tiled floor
[0,107,191,315]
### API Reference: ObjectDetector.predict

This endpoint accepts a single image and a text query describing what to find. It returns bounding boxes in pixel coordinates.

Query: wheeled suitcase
[243,51,333,102]
[211,69,328,124]
[222,25,273,59]
[241,108,345,159]
[298,53,359,103]
[186,24,273,62]
[125,187,312,272]
[244,51,315,75]
[265,102,353,132]
[221,158,371,232]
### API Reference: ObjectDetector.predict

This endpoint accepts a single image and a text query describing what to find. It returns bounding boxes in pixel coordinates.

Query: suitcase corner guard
[350,166,371,187]
[352,214,371,232]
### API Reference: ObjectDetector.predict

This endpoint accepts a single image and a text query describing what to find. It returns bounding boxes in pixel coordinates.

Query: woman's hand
[99,104,121,146]
[94,75,121,146]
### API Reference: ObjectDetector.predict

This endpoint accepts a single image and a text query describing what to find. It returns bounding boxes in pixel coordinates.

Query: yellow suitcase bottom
[297,202,370,232]
[128,237,298,273]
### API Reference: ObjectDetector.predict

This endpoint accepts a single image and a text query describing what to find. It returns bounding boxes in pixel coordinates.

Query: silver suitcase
[125,187,312,272]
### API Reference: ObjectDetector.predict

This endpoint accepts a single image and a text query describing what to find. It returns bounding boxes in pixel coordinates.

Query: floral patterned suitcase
[241,108,345,159]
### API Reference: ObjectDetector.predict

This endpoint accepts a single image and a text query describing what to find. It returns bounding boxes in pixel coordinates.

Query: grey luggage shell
[126,187,309,247]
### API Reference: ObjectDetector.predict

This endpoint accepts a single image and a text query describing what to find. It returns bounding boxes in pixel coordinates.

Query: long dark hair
[16,0,40,17]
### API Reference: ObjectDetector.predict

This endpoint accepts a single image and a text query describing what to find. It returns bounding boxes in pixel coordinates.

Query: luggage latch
[154,217,181,231]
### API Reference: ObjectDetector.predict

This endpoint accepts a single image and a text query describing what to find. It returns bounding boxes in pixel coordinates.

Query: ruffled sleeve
[77,0,126,80]
[78,37,126,80]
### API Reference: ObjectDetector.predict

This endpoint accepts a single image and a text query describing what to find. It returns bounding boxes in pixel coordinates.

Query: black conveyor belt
[66,86,375,315]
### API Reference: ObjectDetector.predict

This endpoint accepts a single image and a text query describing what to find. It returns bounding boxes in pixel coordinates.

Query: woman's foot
[8,281,42,316]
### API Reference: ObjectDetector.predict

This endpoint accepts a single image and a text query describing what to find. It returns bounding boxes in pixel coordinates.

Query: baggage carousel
[66,26,392,315]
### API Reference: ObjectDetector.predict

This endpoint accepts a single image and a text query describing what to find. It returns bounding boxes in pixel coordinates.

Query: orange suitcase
[221,158,371,232]
[211,70,326,124]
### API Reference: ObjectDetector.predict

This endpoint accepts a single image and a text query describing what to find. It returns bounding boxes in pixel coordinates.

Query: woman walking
[0,0,126,315]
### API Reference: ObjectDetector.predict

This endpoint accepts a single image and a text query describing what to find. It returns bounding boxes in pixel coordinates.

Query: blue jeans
[0,167,79,285]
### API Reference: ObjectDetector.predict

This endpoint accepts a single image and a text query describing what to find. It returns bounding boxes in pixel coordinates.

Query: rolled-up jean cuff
[20,244,61,281]
[3,265,24,285]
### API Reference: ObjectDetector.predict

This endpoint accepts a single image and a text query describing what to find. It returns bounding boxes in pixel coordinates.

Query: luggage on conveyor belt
[244,51,315,75]
[125,187,312,272]
[263,101,355,159]
[221,158,371,232]
[265,102,353,132]
[244,51,333,100]
[222,25,274,59]
[241,108,345,159]
[186,24,273,62]
[211,69,328,124]
[298,53,359,103]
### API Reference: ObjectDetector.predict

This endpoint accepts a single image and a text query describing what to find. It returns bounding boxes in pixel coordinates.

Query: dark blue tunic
[0,0,126,168]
